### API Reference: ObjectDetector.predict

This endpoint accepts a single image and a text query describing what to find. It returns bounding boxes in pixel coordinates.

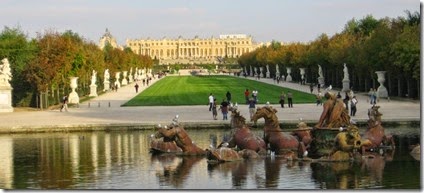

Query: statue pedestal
[342,79,350,92]
[103,82,110,91]
[89,85,98,97]
[0,86,13,112]
[266,72,270,78]
[317,77,324,88]
[121,78,128,86]
[114,80,121,88]
[68,91,79,104]
[128,75,133,83]
[286,75,292,82]
[276,72,280,79]
[377,86,388,98]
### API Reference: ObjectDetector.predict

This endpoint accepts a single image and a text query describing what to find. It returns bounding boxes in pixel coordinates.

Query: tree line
[238,11,420,99]
[0,28,153,108]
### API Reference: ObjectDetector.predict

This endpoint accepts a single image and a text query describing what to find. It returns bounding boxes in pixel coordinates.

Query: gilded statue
[315,92,350,128]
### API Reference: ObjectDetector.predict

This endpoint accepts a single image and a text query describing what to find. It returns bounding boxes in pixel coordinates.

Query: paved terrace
[0,73,420,133]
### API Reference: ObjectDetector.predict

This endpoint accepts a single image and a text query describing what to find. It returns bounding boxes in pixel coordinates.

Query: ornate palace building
[125,34,261,64]
[99,29,123,50]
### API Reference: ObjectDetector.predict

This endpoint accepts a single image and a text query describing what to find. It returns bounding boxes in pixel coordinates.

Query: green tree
[0,26,38,106]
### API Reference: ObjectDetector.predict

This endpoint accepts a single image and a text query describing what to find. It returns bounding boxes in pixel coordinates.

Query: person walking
[350,96,358,116]
[248,97,256,119]
[220,99,229,120]
[134,83,139,93]
[336,92,342,99]
[368,88,377,104]
[60,95,68,112]
[244,89,250,104]
[287,91,293,108]
[372,88,377,104]
[316,92,323,106]
[279,91,286,108]
[212,98,218,120]
[208,93,214,111]
[343,93,350,111]
[226,91,232,103]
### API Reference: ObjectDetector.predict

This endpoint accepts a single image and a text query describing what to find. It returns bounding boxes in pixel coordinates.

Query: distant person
[371,88,377,104]
[310,84,314,93]
[343,93,350,111]
[134,83,139,93]
[350,96,358,116]
[252,89,258,102]
[279,91,286,108]
[208,93,214,111]
[60,95,68,112]
[336,92,342,99]
[316,92,323,106]
[244,89,250,104]
[220,99,229,120]
[248,97,256,119]
[226,91,232,103]
[287,91,293,108]
[212,98,218,120]
[114,82,119,92]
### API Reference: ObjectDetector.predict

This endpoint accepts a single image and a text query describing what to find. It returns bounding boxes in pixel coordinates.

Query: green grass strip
[123,75,316,106]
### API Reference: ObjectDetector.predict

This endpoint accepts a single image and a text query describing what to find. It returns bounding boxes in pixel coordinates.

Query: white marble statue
[343,63,349,80]
[342,63,350,92]
[318,64,323,78]
[104,69,110,83]
[103,69,110,91]
[0,58,12,84]
[91,70,97,85]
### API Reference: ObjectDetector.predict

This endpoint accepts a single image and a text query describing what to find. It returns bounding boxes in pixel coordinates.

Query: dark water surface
[0,126,420,190]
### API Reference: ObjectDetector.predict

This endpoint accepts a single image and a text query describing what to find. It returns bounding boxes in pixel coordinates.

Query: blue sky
[1,0,419,45]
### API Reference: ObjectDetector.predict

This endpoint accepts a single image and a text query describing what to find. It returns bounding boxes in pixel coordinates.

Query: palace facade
[126,34,261,64]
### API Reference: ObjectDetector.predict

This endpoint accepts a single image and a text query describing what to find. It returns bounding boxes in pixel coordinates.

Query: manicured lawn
[123,75,316,106]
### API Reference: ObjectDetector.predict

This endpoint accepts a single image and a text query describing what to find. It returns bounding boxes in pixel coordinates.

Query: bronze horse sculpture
[251,106,307,159]
[152,116,206,155]
[150,122,183,154]
[361,105,395,153]
[218,106,266,154]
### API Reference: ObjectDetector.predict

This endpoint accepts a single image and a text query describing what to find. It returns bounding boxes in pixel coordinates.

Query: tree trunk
[387,73,391,96]
[406,78,411,98]
[397,76,402,97]
[417,79,420,99]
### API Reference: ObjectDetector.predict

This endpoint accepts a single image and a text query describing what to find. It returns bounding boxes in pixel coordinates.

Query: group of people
[209,91,232,120]
[279,91,293,108]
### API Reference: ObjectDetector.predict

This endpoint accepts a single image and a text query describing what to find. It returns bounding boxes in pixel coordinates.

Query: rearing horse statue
[251,106,307,158]
[219,106,266,154]
[361,105,395,153]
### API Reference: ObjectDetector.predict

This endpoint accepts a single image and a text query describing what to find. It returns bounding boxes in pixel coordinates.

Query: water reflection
[0,128,420,189]
[0,136,13,189]
[152,154,203,188]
